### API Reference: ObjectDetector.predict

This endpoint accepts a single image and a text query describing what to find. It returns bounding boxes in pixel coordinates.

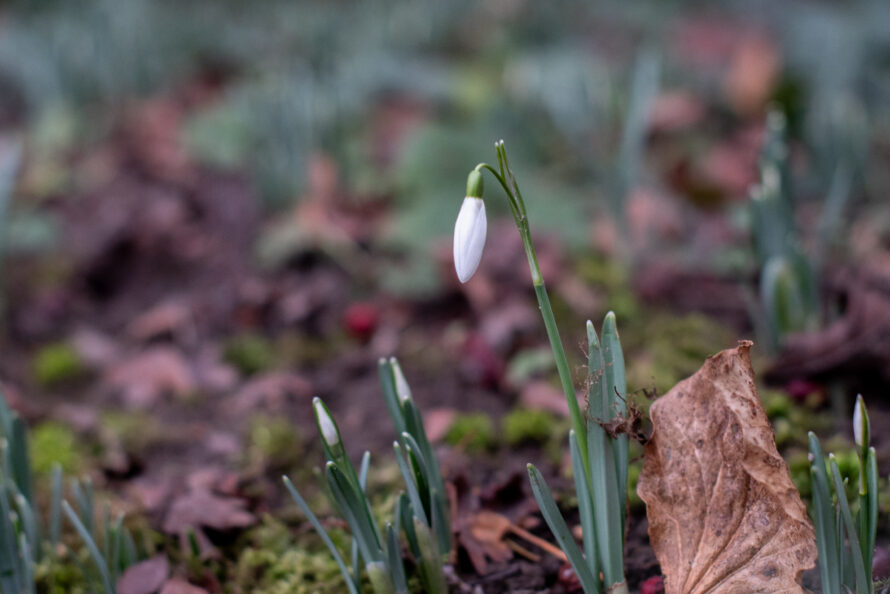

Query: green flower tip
[466,169,484,198]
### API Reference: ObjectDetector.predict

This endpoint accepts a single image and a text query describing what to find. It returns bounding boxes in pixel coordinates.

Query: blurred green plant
[808,395,879,594]
[33,342,86,388]
[283,357,449,594]
[0,391,141,594]
[443,413,495,453]
[750,110,820,349]
[223,334,275,377]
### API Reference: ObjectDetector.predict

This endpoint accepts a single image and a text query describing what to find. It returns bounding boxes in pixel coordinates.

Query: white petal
[314,399,339,446]
[453,197,487,283]
[853,399,863,447]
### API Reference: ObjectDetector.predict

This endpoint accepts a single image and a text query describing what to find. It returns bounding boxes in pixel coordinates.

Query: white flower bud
[853,394,868,448]
[390,358,412,403]
[314,398,339,447]
[453,197,487,283]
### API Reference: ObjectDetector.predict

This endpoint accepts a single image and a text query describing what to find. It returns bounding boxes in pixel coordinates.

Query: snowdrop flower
[314,397,339,447]
[853,394,868,448]
[390,357,412,402]
[453,170,487,283]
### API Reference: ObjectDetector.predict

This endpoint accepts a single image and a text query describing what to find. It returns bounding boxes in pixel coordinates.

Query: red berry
[343,302,379,341]
[641,575,665,594]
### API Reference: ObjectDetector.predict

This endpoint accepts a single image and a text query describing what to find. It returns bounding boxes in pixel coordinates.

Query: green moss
[626,313,734,396]
[444,413,495,453]
[34,549,91,594]
[503,409,556,446]
[247,414,302,470]
[763,391,792,420]
[574,256,640,321]
[33,342,86,387]
[234,547,347,594]
[224,334,275,376]
[101,411,161,455]
[626,462,643,510]
[30,422,83,475]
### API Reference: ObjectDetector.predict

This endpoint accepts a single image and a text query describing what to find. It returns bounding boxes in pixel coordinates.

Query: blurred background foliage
[0,0,887,299]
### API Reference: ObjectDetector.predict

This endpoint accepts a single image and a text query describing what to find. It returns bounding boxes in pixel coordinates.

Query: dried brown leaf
[637,342,816,594]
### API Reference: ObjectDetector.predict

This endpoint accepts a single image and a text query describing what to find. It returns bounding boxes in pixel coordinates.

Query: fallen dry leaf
[116,555,169,594]
[105,347,196,408]
[163,489,255,534]
[160,578,209,594]
[637,342,816,594]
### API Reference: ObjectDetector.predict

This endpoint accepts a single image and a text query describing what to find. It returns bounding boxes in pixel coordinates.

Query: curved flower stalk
[808,394,878,594]
[284,358,449,594]
[454,141,628,594]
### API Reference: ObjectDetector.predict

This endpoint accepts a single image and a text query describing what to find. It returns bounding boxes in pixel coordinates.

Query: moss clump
[763,391,792,420]
[233,516,350,594]
[247,415,301,470]
[503,409,556,446]
[444,413,495,453]
[234,548,347,594]
[30,422,83,475]
[626,313,734,397]
[101,411,161,455]
[224,334,275,376]
[33,342,85,387]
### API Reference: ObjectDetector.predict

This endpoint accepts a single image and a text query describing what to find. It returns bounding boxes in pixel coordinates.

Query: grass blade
[385,522,408,594]
[378,359,407,437]
[601,312,628,539]
[393,442,428,527]
[282,476,359,594]
[527,464,598,593]
[0,478,23,594]
[570,431,600,593]
[63,500,115,594]
[829,457,868,593]
[326,463,382,564]
[809,433,839,591]
[50,464,63,552]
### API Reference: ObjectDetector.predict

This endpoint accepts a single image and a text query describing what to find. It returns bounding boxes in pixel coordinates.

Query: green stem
[475,153,586,465]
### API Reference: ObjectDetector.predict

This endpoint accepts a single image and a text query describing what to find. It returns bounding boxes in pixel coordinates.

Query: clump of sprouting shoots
[284,357,449,594]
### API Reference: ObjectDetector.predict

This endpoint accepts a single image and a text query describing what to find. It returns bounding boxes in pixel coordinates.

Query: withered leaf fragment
[637,342,816,594]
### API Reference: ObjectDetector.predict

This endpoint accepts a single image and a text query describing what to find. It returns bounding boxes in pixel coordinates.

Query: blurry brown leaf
[423,408,457,443]
[160,579,208,594]
[163,490,255,534]
[637,342,816,594]
[459,510,567,575]
[519,381,569,417]
[725,33,780,117]
[117,555,169,594]
[106,347,196,408]
[650,92,707,133]
[128,300,193,342]
[766,273,890,384]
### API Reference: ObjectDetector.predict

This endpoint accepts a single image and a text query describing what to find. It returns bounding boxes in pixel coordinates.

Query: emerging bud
[313,397,339,447]
[390,357,412,402]
[853,394,869,449]
[453,190,487,284]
